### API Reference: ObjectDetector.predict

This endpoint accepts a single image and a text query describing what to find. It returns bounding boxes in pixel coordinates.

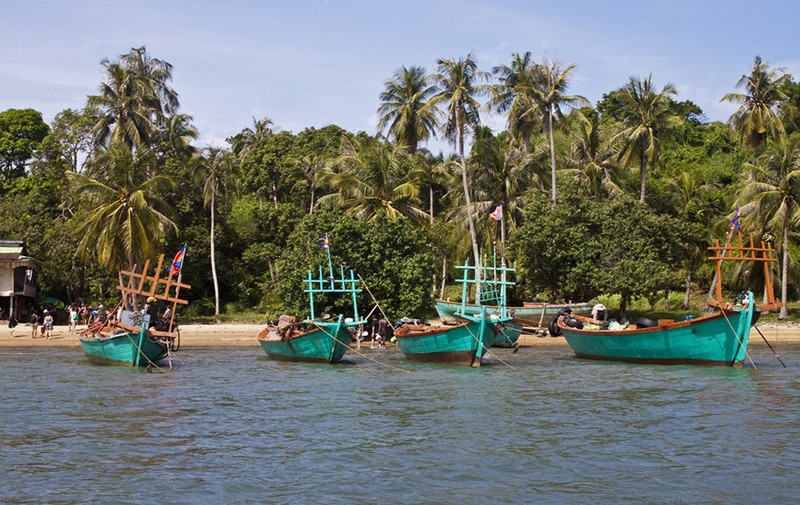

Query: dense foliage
[2,48,800,320]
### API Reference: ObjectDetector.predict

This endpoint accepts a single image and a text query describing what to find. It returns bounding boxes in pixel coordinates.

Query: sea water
[1,340,799,504]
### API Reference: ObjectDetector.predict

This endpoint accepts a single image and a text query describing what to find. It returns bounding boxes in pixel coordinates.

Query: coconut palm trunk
[639,143,647,203]
[547,107,558,206]
[458,117,481,298]
[210,188,220,317]
[780,220,789,319]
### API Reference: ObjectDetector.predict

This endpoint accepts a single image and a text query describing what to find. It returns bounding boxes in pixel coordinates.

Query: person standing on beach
[8,314,18,336]
[30,311,39,338]
[43,310,53,339]
[68,305,78,333]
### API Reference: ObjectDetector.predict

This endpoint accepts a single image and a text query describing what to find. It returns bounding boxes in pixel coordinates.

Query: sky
[2,0,799,154]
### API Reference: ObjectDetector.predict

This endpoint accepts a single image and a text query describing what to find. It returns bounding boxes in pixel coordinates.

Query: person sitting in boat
[591,303,607,322]
[143,297,158,328]
[157,306,173,331]
[277,314,295,340]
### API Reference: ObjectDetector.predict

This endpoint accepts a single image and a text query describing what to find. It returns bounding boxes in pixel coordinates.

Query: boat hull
[493,320,523,347]
[435,299,593,328]
[258,321,351,364]
[394,319,498,366]
[559,304,757,366]
[80,330,167,367]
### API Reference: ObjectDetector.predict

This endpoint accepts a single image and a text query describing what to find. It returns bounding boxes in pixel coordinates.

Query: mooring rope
[464,323,517,370]
[124,331,169,373]
[753,324,787,367]
[316,324,412,373]
[718,307,757,369]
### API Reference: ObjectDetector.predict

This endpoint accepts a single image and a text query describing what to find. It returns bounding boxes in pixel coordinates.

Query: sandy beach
[2,321,800,347]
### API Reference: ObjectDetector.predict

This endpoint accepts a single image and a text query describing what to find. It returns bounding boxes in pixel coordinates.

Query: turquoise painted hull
[435,299,593,328]
[258,320,351,364]
[493,320,523,347]
[394,318,498,366]
[80,330,167,367]
[560,303,757,365]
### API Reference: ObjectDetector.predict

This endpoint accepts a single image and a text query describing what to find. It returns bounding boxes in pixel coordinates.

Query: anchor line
[718,306,757,369]
[125,331,169,372]
[316,324,411,373]
[464,323,517,370]
[753,325,787,368]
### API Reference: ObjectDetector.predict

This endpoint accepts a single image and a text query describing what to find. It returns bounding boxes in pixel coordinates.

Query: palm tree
[530,59,589,206]
[721,56,789,151]
[316,136,427,222]
[431,53,490,272]
[489,51,539,153]
[293,154,325,213]
[161,113,198,160]
[195,146,238,317]
[469,145,538,251]
[612,75,678,203]
[377,66,440,154]
[735,133,800,319]
[568,108,623,198]
[87,46,179,150]
[407,154,451,222]
[668,171,721,308]
[234,117,274,158]
[67,139,178,275]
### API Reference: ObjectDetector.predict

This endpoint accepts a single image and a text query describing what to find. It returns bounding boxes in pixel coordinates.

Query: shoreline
[2,321,800,347]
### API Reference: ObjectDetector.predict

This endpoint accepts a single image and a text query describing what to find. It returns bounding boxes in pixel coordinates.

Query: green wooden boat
[553,233,779,366]
[435,298,593,329]
[556,294,757,365]
[395,261,513,365]
[394,307,499,366]
[80,322,169,367]
[257,237,365,364]
[79,252,190,368]
[434,259,523,348]
[257,316,352,363]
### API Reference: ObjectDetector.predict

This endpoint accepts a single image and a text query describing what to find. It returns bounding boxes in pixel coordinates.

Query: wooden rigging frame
[707,231,780,311]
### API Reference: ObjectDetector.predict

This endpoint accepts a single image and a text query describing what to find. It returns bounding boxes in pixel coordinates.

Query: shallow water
[1,341,799,504]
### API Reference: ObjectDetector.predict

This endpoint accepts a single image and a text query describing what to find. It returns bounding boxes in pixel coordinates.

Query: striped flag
[167,244,187,278]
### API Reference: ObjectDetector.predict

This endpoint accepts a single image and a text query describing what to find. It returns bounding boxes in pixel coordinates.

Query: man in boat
[143,297,158,328]
[157,306,173,331]
[277,314,295,340]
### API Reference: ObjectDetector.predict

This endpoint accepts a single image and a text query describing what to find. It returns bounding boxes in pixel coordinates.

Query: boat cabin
[0,240,41,322]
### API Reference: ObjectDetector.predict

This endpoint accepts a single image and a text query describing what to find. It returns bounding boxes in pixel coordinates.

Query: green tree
[231,117,274,158]
[567,108,623,199]
[407,153,450,222]
[0,108,50,180]
[467,127,539,249]
[40,108,94,173]
[195,146,238,316]
[67,140,178,275]
[489,51,539,153]
[722,55,789,151]
[530,59,589,206]
[431,53,489,272]
[611,75,679,203]
[276,212,434,319]
[87,46,179,150]
[160,113,198,161]
[735,133,800,319]
[377,65,439,154]
[317,136,426,222]
[510,188,683,316]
